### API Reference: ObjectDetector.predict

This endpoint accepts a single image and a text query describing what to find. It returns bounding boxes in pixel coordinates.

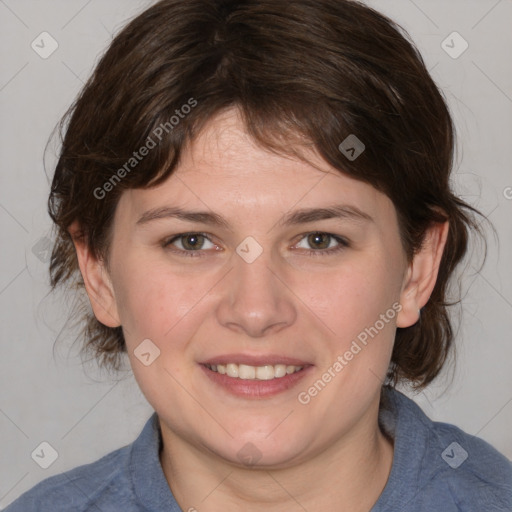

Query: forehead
[117,108,397,229]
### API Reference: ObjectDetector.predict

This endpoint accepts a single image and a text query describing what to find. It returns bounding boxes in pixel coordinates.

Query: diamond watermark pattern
[31,32,59,59]
[441,32,468,59]
[237,442,263,466]
[134,338,161,366]
[441,441,468,469]
[31,236,52,263]
[31,441,59,469]
[338,134,365,161]
[236,236,263,264]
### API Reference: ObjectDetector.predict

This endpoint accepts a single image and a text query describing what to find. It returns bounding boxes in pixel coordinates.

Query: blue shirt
[5,388,512,511]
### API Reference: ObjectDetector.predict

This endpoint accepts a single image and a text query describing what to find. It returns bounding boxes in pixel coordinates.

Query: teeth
[206,362,303,380]
[256,365,274,380]
[226,363,239,378]
[238,364,256,379]
[274,365,287,378]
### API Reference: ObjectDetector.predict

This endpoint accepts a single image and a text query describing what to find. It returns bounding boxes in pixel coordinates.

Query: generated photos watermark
[93,97,198,200]
[297,301,402,405]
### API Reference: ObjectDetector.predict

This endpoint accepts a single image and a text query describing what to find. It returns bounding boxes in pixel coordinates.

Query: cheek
[112,259,204,398]
[112,257,185,342]
[302,254,400,340]
[300,252,401,404]
[112,255,221,359]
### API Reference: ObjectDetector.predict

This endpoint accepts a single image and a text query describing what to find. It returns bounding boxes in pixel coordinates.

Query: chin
[209,435,309,470]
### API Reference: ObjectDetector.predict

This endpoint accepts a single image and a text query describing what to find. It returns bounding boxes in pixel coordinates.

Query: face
[86,108,425,468]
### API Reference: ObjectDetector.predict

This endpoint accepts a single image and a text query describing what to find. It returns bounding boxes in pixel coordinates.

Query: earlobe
[396,220,450,328]
[68,222,121,328]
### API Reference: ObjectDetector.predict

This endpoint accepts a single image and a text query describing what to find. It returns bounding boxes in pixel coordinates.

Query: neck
[159,398,394,512]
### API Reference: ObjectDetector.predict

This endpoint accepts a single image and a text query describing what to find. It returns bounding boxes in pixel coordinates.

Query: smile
[204,363,303,380]
[200,362,312,399]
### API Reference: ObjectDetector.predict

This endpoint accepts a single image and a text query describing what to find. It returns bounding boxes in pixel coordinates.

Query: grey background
[1,0,511,507]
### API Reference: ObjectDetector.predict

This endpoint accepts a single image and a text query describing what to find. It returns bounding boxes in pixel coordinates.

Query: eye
[294,232,349,256]
[162,232,218,257]
[162,231,349,259]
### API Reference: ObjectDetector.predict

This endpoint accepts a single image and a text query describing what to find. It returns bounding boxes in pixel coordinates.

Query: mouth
[204,362,304,380]
[199,356,313,399]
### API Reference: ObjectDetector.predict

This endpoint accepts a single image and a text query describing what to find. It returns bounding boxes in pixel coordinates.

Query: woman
[6,0,511,510]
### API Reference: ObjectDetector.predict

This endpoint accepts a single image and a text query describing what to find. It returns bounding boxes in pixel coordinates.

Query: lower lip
[199,364,313,399]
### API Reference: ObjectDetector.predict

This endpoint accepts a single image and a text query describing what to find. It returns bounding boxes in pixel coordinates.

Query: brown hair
[48,0,487,388]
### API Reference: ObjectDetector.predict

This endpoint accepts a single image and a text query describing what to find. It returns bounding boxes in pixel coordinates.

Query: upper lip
[201,354,312,367]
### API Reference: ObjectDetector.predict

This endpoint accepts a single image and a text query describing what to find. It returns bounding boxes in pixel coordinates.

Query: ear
[396,220,450,328]
[68,221,121,328]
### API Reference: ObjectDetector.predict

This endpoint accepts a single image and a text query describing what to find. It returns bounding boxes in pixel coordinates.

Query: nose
[215,246,297,338]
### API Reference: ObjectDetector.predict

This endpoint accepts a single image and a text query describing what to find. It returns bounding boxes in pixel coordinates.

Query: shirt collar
[128,387,432,511]
[130,412,182,511]
[372,387,434,510]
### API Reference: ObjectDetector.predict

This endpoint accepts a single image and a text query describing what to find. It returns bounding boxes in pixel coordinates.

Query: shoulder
[427,419,512,510]
[3,444,135,512]
[386,388,512,511]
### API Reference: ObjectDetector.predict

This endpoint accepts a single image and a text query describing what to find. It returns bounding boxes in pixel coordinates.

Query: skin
[71,107,449,512]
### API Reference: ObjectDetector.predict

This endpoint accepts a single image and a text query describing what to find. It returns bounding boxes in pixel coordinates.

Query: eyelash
[161,232,349,258]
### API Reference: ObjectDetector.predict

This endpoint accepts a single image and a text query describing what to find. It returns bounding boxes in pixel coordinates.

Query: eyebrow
[135,203,374,230]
